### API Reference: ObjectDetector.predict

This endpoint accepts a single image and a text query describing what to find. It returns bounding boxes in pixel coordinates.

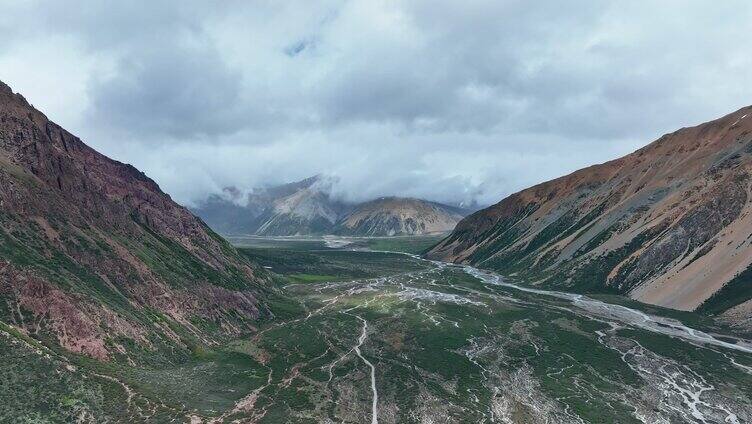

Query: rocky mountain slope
[193,177,469,236]
[427,106,752,324]
[193,176,350,236]
[0,80,269,362]
[335,197,466,236]
[255,179,348,235]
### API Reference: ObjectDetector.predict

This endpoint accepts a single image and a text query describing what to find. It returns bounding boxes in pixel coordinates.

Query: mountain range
[2,77,752,422]
[0,80,269,361]
[428,105,752,326]
[3,72,751,349]
[192,176,471,237]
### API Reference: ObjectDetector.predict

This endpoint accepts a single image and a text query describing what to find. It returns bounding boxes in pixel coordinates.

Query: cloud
[0,1,750,207]
[87,42,249,138]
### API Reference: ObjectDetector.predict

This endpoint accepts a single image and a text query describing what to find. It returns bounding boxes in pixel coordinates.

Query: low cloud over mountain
[1,1,751,207]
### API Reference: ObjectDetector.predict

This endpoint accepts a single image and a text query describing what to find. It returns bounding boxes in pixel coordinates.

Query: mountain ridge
[335,196,466,236]
[0,80,270,361]
[192,177,471,236]
[427,105,752,326]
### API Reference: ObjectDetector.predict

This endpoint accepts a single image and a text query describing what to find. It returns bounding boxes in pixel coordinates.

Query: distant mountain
[190,187,259,235]
[255,184,347,235]
[192,177,470,236]
[194,177,346,235]
[335,197,466,236]
[0,80,269,361]
[427,105,752,325]
[193,175,347,236]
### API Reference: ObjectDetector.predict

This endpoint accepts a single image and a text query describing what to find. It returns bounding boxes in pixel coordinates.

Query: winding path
[353,315,378,424]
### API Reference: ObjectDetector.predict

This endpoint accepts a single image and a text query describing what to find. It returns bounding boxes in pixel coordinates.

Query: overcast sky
[1,1,751,206]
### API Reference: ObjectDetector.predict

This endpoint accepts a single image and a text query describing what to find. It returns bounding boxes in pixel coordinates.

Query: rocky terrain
[0,79,270,363]
[335,197,465,236]
[193,177,469,236]
[427,106,752,326]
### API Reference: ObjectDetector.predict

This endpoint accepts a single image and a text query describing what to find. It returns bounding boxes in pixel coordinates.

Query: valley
[7,238,748,422]
[1,79,751,423]
[221,241,752,423]
[2,3,752,422]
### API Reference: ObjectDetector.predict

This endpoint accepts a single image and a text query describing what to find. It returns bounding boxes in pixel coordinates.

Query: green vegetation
[238,246,428,284]
[288,273,341,283]
[698,262,752,315]
[227,242,752,422]
[225,235,329,250]
[0,322,137,423]
[3,235,751,422]
[360,234,446,254]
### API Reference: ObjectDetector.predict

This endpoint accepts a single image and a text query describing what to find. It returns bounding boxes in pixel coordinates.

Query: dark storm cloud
[0,1,750,205]
[88,44,250,138]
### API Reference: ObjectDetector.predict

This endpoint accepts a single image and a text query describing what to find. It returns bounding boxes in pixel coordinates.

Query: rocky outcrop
[0,81,269,361]
[427,106,752,323]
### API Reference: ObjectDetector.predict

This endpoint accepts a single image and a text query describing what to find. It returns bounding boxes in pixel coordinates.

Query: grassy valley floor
[3,236,752,423]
